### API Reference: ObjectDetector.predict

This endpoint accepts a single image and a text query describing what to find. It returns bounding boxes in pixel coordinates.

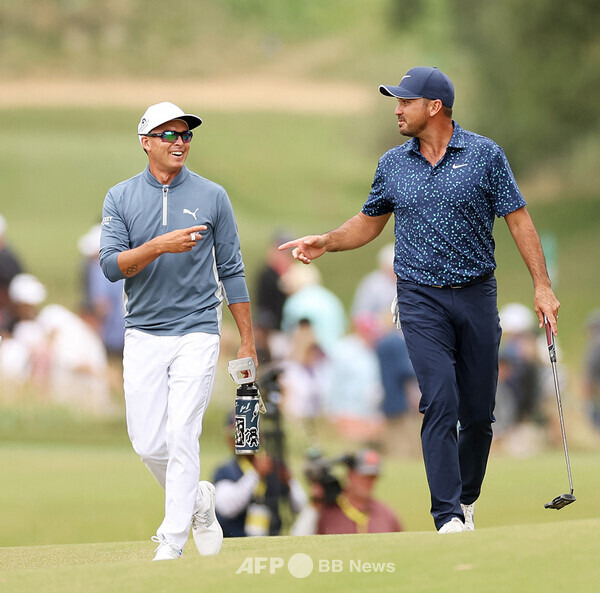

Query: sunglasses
[139,130,193,143]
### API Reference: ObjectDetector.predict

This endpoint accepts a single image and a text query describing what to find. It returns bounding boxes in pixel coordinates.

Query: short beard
[400,118,428,138]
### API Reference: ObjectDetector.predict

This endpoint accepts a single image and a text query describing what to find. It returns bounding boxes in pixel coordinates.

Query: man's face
[394,98,432,138]
[347,471,377,501]
[141,118,191,176]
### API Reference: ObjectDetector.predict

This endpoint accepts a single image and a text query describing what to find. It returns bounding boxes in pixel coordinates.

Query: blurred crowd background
[3,219,600,451]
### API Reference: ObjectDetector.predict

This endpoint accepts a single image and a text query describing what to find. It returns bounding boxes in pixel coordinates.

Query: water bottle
[228,358,261,455]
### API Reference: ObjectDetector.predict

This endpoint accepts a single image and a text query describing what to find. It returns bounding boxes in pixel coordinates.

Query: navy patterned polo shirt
[362,123,526,286]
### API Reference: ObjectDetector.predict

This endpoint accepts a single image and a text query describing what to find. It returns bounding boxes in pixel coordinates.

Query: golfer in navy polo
[280,66,560,533]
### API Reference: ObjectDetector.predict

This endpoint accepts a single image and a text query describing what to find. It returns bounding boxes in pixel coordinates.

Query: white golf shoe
[438,517,465,534]
[192,481,223,556]
[461,503,475,531]
[151,536,182,561]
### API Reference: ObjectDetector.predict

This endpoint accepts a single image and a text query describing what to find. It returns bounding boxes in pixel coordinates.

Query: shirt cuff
[101,253,126,282]
[221,274,250,304]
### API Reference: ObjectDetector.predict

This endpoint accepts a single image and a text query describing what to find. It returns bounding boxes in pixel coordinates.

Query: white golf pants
[123,329,220,549]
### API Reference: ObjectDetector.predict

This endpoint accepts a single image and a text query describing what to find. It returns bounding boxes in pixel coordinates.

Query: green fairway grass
[1,520,598,593]
[1,440,598,548]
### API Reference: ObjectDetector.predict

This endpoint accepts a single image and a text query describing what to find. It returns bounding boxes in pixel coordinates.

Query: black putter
[543,316,576,510]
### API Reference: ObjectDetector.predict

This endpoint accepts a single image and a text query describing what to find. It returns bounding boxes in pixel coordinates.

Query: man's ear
[429,99,443,117]
[140,136,152,152]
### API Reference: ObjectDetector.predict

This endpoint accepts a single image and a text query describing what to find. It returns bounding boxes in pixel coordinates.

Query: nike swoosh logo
[401,75,411,81]
[452,163,468,169]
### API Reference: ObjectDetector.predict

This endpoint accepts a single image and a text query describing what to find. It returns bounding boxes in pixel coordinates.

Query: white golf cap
[137,102,202,144]
[8,273,47,306]
[77,224,102,257]
[499,302,535,333]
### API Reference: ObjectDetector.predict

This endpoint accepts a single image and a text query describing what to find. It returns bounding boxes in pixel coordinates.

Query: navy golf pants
[396,277,501,529]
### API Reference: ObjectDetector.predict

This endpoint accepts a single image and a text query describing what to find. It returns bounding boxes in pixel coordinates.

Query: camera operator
[213,412,307,537]
[292,449,403,535]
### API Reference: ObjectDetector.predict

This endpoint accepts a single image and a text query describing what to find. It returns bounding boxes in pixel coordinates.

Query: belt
[430,271,494,289]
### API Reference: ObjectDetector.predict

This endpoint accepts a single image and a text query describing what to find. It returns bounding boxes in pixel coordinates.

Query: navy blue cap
[379,67,454,108]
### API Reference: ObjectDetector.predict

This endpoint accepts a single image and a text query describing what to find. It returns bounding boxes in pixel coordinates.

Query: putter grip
[544,318,553,347]
[544,316,557,363]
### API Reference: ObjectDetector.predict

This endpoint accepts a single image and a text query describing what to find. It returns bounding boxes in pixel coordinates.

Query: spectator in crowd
[0,214,24,330]
[583,310,600,431]
[0,274,113,414]
[292,449,403,535]
[322,314,384,444]
[280,263,347,356]
[496,302,556,456]
[0,273,46,386]
[78,224,126,396]
[375,319,420,457]
[78,224,125,357]
[36,303,114,415]
[278,318,330,436]
[498,303,544,424]
[492,352,519,443]
[214,414,307,537]
[253,231,295,363]
[351,242,396,322]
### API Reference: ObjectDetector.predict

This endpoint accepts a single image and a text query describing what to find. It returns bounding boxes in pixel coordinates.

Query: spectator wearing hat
[280,66,559,533]
[494,303,552,456]
[0,273,47,386]
[78,224,125,357]
[99,101,257,561]
[313,450,403,535]
[498,303,544,425]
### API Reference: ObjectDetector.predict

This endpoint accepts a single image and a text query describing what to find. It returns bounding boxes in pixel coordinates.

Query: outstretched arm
[504,207,560,335]
[278,212,391,264]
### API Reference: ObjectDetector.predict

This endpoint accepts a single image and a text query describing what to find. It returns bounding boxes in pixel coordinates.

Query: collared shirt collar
[143,165,190,188]
[403,121,466,156]
[447,121,466,150]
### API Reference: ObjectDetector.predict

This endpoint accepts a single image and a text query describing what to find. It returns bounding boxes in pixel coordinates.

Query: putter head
[544,493,576,510]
